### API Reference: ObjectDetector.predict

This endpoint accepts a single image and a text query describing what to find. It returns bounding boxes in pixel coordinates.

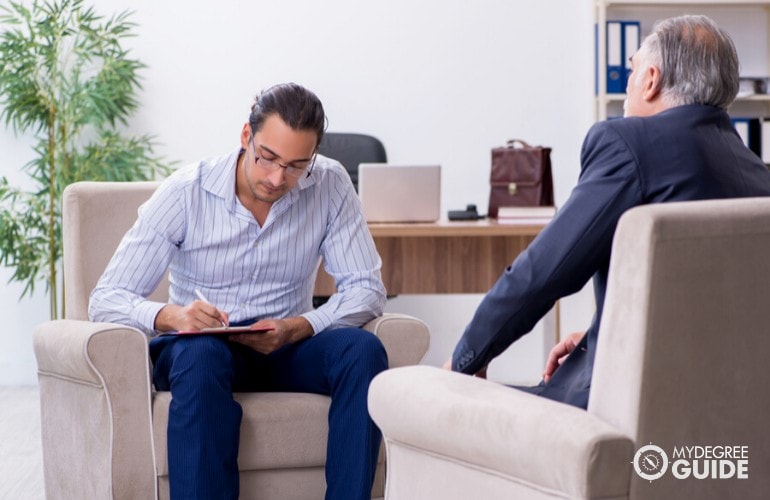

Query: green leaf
[0,0,172,318]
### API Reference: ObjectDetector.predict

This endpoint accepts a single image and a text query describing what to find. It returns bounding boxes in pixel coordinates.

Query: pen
[194,289,227,327]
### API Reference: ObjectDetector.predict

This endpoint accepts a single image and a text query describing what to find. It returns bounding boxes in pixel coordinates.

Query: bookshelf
[594,0,770,121]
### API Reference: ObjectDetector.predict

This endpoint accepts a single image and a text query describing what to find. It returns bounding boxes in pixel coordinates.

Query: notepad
[164,326,273,336]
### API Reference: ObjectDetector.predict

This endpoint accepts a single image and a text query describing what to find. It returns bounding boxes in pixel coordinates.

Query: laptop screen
[357,164,441,223]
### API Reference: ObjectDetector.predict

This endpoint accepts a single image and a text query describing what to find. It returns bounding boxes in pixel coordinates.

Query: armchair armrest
[363,313,430,368]
[33,320,156,499]
[369,366,634,499]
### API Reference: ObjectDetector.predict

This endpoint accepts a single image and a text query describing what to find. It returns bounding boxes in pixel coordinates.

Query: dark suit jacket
[452,104,770,409]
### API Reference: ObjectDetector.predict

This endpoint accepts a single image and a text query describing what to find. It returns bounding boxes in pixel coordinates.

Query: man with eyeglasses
[89,83,387,500]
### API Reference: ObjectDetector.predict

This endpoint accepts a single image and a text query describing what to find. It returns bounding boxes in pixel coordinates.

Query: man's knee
[172,335,230,360]
[333,328,388,373]
[166,336,234,381]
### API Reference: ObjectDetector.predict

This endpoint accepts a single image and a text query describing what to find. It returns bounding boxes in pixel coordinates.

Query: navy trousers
[149,326,388,500]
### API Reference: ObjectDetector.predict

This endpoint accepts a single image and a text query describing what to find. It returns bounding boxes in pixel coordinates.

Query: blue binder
[622,21,641,88]
[606,21,624,93]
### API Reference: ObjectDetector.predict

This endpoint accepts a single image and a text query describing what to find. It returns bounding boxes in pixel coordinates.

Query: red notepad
[165,326,273,336]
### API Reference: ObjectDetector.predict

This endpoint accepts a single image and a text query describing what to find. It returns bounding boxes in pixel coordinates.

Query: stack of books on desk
[496,206,556,224]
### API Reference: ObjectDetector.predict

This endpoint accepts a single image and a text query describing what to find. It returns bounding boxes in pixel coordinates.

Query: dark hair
[248,83,327,147]
[641,15,739,109]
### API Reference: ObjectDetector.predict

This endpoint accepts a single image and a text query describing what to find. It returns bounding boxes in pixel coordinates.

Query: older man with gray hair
[446,15,770,409]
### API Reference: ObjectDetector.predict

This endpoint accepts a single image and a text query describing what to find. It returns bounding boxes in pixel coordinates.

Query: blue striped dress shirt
[89,149,386,336]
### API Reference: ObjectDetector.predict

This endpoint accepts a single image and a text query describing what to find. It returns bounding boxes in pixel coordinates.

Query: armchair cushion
[369,366,633,499]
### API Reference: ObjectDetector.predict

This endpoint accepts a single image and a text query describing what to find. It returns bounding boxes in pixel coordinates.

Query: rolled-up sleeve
[88,181,186,336]
[302,169,386,332]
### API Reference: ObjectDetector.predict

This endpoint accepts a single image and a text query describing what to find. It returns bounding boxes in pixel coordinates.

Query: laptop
[357,164,441,223]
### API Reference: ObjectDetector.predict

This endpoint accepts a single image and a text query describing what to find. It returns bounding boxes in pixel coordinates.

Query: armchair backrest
[589,198,770,498]
[317,132,387,191]
[62,181,164,320]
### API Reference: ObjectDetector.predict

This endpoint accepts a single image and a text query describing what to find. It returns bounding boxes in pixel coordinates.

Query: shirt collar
[200,148,240,204]
[199,147,322,211]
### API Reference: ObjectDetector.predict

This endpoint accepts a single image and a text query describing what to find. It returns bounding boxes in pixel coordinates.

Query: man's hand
[228,317,314,355]
[542,331,585,383]
[155,301,229,332]
[442,356,488,379]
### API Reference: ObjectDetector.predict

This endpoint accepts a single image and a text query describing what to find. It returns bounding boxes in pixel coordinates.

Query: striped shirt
[88,148,386,336]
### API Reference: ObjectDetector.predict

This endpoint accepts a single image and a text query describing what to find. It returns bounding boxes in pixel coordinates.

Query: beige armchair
[33,181,430,500]
[369,198,770,500]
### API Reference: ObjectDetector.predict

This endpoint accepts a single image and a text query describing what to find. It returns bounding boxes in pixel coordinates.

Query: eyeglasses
[249,137,315,179]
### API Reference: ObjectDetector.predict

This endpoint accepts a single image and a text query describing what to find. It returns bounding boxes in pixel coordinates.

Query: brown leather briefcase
[488,139,554,218]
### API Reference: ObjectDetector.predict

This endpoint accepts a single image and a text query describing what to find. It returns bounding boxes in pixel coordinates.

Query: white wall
[0,0,598,386]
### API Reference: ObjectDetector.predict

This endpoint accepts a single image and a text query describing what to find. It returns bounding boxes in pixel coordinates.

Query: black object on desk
[448,204,485,221]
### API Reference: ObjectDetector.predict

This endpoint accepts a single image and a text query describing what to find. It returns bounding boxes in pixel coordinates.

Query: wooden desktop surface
[314,219,546,295]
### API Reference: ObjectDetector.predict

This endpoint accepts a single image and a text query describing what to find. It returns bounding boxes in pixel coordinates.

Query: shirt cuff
[133,300,168,336]
[301,308,334,335]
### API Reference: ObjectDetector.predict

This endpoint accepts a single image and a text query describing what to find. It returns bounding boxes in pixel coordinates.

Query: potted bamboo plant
[0,0,169,319]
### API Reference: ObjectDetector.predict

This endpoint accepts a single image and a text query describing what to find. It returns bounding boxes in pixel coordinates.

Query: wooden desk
[314,219,545,295]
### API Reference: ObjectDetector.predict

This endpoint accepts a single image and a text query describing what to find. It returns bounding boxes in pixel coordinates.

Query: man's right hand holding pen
[154,289,229,333]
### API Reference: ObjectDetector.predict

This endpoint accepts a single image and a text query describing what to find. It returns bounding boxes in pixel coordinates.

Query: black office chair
[314,132,387,308]
[317,132,387,191]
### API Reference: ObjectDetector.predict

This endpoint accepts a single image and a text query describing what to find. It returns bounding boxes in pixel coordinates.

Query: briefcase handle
[505,139,532,148]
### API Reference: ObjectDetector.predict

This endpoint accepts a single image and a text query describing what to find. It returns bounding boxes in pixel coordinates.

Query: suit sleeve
[452,122,645,374]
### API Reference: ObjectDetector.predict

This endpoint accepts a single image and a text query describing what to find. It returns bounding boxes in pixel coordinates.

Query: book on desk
[495,206,556,224]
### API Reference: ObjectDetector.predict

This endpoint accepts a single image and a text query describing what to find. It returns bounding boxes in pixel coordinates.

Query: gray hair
[638,15,739,109]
